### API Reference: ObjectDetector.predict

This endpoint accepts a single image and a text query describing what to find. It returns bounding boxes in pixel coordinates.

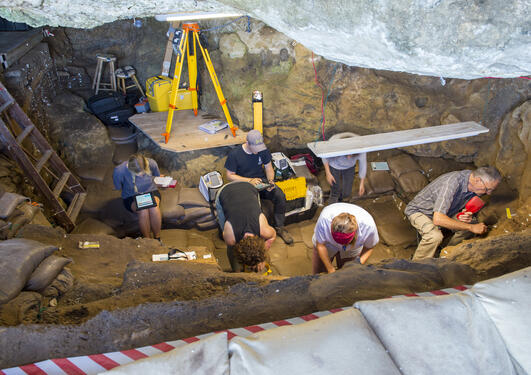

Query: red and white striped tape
[1,286,469,375]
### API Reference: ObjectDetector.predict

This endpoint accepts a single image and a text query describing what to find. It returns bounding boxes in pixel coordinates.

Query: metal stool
[115,66,144,96]
[92,54,117,94]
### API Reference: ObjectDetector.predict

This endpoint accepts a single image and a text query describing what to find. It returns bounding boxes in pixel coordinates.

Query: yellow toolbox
[145,76,194,112]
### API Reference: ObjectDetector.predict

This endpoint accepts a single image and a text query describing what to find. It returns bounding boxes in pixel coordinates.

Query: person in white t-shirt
[312,203,379,274]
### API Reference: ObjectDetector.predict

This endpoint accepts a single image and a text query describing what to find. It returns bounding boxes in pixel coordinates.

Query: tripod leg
[163,29,188,144]
[187,31,199,116]
[195,33,238,137]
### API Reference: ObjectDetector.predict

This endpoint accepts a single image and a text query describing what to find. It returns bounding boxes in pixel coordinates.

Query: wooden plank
[307,122,489,158]
[129,110,248,153]
[161,21,180,77]
[67,192,86,223]
[15,124,34,144]
[0,29,43,72]
[53,172,71,197]
[35,149,52,172]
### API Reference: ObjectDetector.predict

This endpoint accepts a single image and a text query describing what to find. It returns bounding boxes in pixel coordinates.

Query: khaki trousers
[408,212,474,260]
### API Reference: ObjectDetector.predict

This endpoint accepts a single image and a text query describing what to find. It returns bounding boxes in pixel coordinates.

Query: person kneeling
[113,153,162,242]
[312,203,379,274]
[215,181,276,272]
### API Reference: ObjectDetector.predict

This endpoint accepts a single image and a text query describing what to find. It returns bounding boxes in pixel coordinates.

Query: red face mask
[331,230,356,245]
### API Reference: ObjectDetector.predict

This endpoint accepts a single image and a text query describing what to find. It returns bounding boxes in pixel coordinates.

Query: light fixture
[155,12,243,22]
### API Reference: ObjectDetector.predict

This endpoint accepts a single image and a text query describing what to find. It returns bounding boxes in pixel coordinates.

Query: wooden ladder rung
[53,172,71,197]
[35,149,52,172]
[0,98,14,113]
[16,125,34,144]
[66,192,86,223]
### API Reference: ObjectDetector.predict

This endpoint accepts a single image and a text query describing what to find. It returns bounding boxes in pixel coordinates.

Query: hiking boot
[276,227,293,245]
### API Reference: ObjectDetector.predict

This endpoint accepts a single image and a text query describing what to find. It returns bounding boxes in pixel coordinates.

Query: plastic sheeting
[229,309,401,375]
[100,332,228,375]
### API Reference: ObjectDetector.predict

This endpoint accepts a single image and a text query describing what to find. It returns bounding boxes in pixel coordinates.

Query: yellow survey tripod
[162,23,237,143]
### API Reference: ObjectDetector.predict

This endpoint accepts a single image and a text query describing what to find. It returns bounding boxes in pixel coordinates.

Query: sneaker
[276,227,293,245]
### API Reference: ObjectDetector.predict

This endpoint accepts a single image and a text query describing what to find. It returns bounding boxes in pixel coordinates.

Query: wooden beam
[307,122,489,158]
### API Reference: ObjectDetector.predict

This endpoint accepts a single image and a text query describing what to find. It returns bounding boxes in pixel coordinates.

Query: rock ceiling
[0,0,530,79]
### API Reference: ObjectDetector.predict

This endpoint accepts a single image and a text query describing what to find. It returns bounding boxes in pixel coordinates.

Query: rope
[311,53,339,141]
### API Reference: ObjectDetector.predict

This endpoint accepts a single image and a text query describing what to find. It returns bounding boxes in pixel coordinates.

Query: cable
[311,52,326,140]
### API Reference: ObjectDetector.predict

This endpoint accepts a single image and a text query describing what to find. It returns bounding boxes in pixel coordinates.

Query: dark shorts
[123,190,161,213]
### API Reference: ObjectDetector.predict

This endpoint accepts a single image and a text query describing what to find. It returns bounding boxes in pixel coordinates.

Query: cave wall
[2,18,530,196]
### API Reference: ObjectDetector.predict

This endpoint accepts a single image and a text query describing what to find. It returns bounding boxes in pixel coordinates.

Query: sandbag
[355,293,517,375]
[366,169,395,194]
[0,291,42,325]
[178,188,209,208]
[466,267,531,374]
[397,170,429,193]
[195,213,216,223]
[100,332,228,375]
[182,207,212,222]
[0,239,57,304]
[25,255,72,292]
[387,153,422,178]
[0,192,29,219]
[229,309,400,375]
[195,219,218,231]
[42,267,74,298]
[160,188,185,222]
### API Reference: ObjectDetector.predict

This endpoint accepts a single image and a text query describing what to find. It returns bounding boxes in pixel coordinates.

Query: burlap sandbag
[366,169,395,194]
[0,192,29,219]
[0,291,42,325]
[387,153,422,178]
[25,255,73,292]
[182,207,212,223]
[42,267,74,298]
[397,170,429,193]
[0,239,57,304]
[196,219,218,231]
[160,188,185,222]
[178,188,209,208]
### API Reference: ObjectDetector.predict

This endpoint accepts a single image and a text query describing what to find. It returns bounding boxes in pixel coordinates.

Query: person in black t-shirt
[215,181,276,272]
[224,130,293,244]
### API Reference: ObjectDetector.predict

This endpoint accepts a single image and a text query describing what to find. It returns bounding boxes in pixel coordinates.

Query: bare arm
[259,213,276,249]
[316,242,335,273]
[226,169,262,186]
[222,221,236,246]
[433,212,487,234]
[323,161,336,186]
[264,162,275,184]
[359,247,373,264]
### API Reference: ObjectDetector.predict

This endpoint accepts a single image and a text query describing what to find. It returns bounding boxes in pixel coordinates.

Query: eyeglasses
[479,178,495,194]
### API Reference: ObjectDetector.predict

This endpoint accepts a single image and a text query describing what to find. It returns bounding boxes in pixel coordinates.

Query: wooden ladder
[0,82,86,232]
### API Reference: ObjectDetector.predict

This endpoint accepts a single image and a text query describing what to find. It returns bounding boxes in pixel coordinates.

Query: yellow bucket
[145,76,194,112]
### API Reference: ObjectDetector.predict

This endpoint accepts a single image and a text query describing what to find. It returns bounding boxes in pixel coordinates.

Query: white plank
[307,122,489,158]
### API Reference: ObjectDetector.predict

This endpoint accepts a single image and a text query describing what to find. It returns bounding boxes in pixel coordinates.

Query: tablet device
[255,182,274,191]
[135,192,156,210]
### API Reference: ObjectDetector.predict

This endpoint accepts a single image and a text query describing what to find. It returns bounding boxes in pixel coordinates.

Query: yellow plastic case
[275,177,307,201]
[145,76,194,112]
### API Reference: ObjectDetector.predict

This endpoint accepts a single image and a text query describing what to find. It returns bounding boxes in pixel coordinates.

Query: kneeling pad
[229,309,400,375]
[355,293,516,375]
[100,332,228,375]
[466,267,531,374]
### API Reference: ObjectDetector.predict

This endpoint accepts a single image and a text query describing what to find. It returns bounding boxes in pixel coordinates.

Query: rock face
[44,93,114,172]
[0,1,530,79]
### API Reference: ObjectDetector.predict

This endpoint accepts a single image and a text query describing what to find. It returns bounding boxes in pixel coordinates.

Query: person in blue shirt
[113,153,162,241]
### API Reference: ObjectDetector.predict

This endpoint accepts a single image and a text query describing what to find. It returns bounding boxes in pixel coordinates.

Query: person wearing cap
[322,132,367,204]
[224,130,293,244]
[312,202,379,274]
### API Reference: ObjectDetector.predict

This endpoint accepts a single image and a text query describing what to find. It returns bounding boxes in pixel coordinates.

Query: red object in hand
[457,196,485,219]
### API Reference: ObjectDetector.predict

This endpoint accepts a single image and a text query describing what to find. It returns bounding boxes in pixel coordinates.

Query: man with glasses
[312,203,379,273]
[405,166,501,260]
